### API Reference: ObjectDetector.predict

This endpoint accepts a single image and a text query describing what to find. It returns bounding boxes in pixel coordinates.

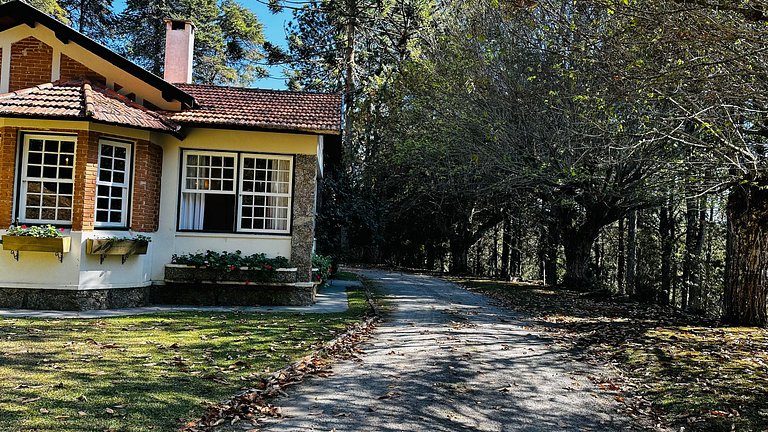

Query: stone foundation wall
[151,283,317,306]
[0,287,148,311]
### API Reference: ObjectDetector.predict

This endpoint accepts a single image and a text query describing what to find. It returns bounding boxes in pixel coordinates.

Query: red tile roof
[171,84,342,134]
[0,81,180,133]
[0,81,342,136]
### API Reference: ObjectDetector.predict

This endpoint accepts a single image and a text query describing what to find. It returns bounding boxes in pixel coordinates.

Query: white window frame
[94,139,133,228]
[18,133,77,225]
[177,150,293,234]
[237,153,293,234]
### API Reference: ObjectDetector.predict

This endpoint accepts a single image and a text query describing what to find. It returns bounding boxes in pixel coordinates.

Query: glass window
[178,150,292,234]
[95,140,132,227]
[19,135,76,224]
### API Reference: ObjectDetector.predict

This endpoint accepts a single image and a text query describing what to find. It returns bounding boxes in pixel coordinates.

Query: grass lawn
[0,282,369,432]
[456,279,768,432]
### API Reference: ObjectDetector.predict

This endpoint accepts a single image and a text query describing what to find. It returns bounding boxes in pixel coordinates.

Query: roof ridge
[176,83,342,97]
[82,81,96,117]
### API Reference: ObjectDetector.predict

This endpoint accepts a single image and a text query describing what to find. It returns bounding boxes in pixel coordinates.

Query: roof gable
[0,0,195,110]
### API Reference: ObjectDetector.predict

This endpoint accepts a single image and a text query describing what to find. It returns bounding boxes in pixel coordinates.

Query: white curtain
[179,193,205,230]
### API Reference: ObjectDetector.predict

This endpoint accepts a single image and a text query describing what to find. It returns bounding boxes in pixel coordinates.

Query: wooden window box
[2,235,72,262]
[86,239,149,264]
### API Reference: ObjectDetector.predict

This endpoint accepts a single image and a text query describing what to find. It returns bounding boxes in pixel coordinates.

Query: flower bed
[166,250,295,283]
[164,264,298,284]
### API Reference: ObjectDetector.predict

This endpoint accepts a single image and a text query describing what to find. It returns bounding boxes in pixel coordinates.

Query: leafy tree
[58,0,116,42]
[118,0,266,85]
[2,0,68,21]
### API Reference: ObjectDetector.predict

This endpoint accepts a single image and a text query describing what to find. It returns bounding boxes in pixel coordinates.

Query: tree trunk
[659,196,675,305]
[538,222,559,285]
[626,210,638,296]
[501,215,511,280]
[724,183,768,327]
[689,198,707,313]
[512,220,523,279]
[450,237,470,275]
[562,227,599,290]
[617,217,625,295]
[342,2,357,164]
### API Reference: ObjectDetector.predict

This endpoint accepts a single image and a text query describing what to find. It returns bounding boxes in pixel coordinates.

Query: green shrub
[312,254,332,283]
[171,250,291,272]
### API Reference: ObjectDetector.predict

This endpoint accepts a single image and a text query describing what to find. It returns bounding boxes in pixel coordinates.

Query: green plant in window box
[86,234,151,263]
[2,223,70,262]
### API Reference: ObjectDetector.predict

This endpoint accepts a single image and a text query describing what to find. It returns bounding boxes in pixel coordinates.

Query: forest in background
[11,0,768,327]
[270,0,768,328]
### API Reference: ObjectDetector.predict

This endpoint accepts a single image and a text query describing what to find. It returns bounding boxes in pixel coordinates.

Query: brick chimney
[163,19,195,83]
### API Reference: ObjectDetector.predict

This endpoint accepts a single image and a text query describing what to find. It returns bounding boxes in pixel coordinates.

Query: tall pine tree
[118,0,265,85]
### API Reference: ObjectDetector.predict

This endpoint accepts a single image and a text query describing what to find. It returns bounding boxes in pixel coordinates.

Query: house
[0,1,341,310]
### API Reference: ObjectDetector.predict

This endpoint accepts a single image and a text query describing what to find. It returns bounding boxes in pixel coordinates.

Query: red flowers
[21,225,26,229]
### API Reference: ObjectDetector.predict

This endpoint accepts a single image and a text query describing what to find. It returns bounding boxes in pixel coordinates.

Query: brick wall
[60,55,106,85]
[9,37,53,92]
[131,140,162,232]
[71,130,97,231]
[0,127,19,228]
[0,127,163,232]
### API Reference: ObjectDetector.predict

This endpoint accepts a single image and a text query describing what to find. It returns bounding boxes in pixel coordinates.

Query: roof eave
[175,120,342,136]
[0,113,183,138]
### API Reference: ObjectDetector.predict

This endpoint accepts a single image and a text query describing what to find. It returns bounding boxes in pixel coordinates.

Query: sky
[243,0,293,89]
[112,0,293,89]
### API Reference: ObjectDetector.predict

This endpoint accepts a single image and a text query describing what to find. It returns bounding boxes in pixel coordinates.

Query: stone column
[291,154,317,282]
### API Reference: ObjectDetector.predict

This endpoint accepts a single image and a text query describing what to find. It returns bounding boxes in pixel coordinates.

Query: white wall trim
[0,41,12,93]
[51,47,61,81]
[0,282,80,290]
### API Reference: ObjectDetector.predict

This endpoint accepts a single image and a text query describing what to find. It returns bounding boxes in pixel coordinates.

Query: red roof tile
[172,84,342,134]
[0,81,180,133]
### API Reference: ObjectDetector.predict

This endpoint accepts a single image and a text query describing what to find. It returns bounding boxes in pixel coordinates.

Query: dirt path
[259,269,637,431]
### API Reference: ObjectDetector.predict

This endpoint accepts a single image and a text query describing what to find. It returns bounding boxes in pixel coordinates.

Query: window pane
[114,146,126,159]
[60,141,75,154]
[29,139,43,152]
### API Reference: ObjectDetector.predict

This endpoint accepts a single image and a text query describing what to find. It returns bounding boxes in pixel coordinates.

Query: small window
[19,134,76,224]
[95,140,132,227]
[178,150,292,234]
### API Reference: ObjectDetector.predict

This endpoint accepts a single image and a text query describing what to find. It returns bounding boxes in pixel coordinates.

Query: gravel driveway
[260,269,637,431]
